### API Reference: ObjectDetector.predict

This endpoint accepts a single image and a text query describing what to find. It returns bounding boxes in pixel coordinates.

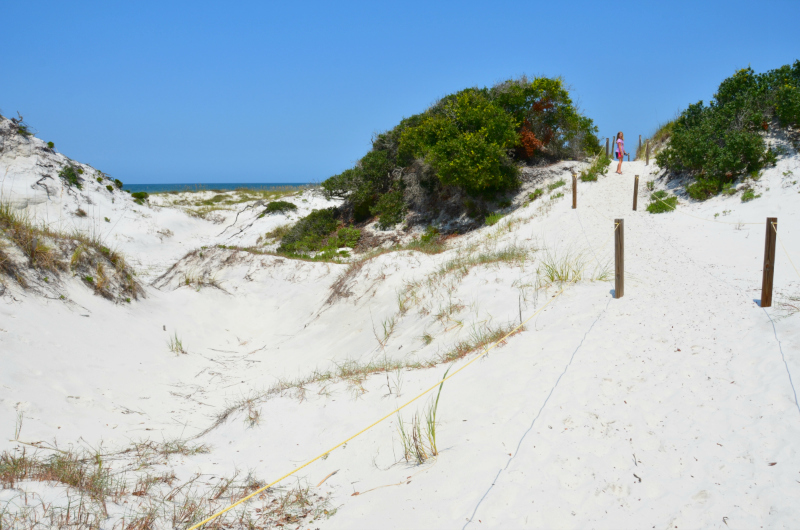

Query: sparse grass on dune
[0,201,143,299]
[434,244,532,280]
[207,319,522,437]
[0,443,333,529]
[537,247,611,286]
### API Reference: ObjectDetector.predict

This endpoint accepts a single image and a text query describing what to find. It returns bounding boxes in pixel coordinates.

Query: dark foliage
[657,61,800,200]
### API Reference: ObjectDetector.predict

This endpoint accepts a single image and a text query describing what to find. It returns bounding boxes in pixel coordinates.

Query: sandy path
[459,161,800,529]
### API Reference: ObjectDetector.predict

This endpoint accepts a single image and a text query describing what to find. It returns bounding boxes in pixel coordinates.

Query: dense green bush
[321,76,599,224]
[331,227,361,248]
[47,141,54,149]
[371,188,406,229]
[58,165,82,189]
[646,190,678,213]
[279,208,339,254]
[261,200,297,216]
[657,61,800,199]
[131,191,149,205]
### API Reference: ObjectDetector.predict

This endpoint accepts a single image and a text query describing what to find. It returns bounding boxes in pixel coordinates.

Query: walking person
[615,132,625,174]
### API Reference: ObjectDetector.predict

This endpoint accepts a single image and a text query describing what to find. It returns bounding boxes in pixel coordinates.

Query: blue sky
[3,0,799,184]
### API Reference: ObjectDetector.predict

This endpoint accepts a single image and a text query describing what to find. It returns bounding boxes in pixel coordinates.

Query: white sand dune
[2,116,800,528]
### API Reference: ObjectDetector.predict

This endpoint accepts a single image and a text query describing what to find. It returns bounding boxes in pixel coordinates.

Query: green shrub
[59,165,82,189]
[646,190,678,213]
[528,189,544,201]
[331,227,361,248]
[686,179,721,200]
[420,225,439,243]
[260,200,297,217]
[741,188,761,202]
[106,185,114,192]
[485,212,504,226]
[321,76,599,225]
[47,141,54,149]
[550,192,564,200]
[371,188,406,229]
[96,177,103,183]
[113,179,123,189]
[657,61,800,197]
[131,191,149,205]
[547,179,565,191]
[279,208,339,254]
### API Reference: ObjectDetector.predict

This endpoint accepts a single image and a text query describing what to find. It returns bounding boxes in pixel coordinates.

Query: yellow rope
[187,283,573,529]
[772,222,800,280]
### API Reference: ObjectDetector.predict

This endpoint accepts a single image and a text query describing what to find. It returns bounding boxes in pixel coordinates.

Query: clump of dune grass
[168,332,187,355]
[0,201,142,299]
[579,153,611,182]
[435,244,531,280]
[484,212,504,226]
[537,247,610,286]
[397,366,450,464]
[0,444,334,529]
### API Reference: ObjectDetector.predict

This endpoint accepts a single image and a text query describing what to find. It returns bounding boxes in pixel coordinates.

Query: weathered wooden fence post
[615,219,624,298]
[761,217,778,307]
[633,175,639,211]
[605,138,610,158]
[572,173,577,209]
[645,140,650,166]
[638,135,642,158]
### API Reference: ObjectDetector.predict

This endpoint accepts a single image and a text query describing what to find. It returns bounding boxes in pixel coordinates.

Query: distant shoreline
[125,182,312,193]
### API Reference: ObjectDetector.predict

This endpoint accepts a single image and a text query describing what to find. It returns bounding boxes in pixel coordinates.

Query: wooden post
[615,219,624,298]
[645,141,650,166]
[761,217,778,307]
[638,135,642,158]
[632,175,639,211]
[572,173,577,209]
[605,138,610,158]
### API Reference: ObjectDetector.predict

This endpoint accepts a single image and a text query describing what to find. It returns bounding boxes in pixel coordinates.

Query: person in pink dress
[615,132,625,174]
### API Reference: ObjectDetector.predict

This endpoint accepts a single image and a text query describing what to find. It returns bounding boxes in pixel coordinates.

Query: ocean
[124,182,311,194]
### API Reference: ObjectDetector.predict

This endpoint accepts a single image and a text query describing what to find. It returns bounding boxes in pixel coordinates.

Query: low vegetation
[0,444,333,529]
[278,208,361,257]
[131,191,149,205]
[656,61,800,200]
[260,200,297,216]
[59,164,83,189]
[646,190,678,213]
[0,201,142,300]
[579,153,611,181]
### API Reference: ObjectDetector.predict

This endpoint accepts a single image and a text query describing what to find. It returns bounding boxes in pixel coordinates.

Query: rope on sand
[187,284,573,529]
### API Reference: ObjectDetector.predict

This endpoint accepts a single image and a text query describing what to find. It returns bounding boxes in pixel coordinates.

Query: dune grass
[0,201,142,298]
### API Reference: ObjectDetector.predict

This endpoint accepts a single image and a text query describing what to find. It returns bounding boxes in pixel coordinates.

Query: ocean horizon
[125,182,312,193]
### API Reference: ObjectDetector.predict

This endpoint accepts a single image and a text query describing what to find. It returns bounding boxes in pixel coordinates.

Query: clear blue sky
[3,0,799,184]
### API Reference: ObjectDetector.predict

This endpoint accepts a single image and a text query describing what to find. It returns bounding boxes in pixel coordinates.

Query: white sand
[2,120,800,529]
